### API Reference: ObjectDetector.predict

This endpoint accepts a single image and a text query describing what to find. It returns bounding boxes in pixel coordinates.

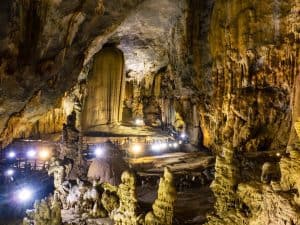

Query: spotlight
[17,187,33,202]
[5,169,14,176]
[173,142,179,148]
[39,149,50,160]
[161,143,167,150]
[151,142,167,152]
[276,152,281,157]
[131,144,142,155]
[27,149,36,158]
[180,133,187,139]
[94,147,104,158]
[7,151,16,159]
[135,118,144,126]
[151,143,161,152]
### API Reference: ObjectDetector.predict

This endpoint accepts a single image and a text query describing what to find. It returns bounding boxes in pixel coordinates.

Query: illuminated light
[151,143,161,152]
[5,169,14,176]
[94,147,104,158]
[179,140,183,144]
[135,118,144,126]
[27,149,36,158]
[161,143,167,150]
[173,142,179,148]
[8,151,16,158]
[17,188,33,202]
[180,133,187,139]
[39,149,50,160]
[151,142,168,152]
[131,144,142,155]
[276,152,281,157]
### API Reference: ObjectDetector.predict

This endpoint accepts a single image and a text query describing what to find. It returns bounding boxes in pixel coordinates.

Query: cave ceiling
[109,0,183,80]
[0,0,183,145]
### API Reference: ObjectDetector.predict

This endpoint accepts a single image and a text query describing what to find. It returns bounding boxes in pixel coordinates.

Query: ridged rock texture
[81,46,125,130]
[187,0,299,152]
[0,0,299,224]
[0,0,143,146]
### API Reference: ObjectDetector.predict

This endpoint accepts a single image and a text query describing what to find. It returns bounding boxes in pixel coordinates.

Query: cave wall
[207,0,298,152]
[0,0,144,147]
[0,0,297,152]
[196,0,299,224]
[168,0,299,152]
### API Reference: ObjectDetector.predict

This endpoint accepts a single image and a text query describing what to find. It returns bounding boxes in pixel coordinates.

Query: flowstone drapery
[81,46,125,129]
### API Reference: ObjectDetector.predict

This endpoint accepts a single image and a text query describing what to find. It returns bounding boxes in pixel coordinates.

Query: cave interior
[0,0,299,225]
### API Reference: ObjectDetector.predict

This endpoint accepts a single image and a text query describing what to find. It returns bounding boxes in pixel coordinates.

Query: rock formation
[261,162,280,184]
[101,190,120,216]
[87,142,128,185]
[209,145,240,215]
[280,121,300,205]
[237,182,300,225]
[111,170,141,225]
[145,167,177,225]
[206,120,300,225]
[81,46,125,130]
[48,157,73,203]
[23,195,62,225]
[61,111,86,179]
[0,0,299,224]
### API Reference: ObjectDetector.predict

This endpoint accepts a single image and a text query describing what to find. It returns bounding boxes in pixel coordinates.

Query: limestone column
[81,46,125,130]
[289,75,300,146]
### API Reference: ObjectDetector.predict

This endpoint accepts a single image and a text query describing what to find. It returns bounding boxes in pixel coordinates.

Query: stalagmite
[145,167,177,225]
[109,170,141,225]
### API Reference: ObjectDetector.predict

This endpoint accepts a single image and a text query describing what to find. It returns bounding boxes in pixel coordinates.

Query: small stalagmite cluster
[29,141,177,225]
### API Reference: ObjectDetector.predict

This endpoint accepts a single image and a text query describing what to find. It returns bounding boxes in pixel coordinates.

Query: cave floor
[83,124,170,137]
[0,151,215,225]
[61,185,214,225]
[138,184,214,225]
[129,151,215,175]
[134,152,215,224]
[62,151,215,225]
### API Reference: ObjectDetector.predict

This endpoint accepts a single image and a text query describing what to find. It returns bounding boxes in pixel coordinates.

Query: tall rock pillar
[81,46,125,130]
